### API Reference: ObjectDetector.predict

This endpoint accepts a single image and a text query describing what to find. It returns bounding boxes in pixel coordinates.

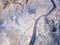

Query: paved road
[29,0,56,45]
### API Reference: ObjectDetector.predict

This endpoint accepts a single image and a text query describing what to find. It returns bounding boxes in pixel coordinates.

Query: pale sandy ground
[0,0,60,45]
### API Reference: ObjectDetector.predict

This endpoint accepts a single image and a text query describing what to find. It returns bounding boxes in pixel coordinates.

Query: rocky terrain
[0,0,60,45]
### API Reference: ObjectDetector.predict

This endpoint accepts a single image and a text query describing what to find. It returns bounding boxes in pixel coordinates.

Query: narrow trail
[29,0,56,45]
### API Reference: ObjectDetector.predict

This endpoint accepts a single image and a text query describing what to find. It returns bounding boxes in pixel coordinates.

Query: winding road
[29,0,56,45]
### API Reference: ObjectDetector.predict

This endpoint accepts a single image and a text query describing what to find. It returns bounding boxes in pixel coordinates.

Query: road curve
[29,0,56,45]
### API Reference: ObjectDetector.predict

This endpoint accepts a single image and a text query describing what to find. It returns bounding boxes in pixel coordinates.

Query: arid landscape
[0,0,60,45]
